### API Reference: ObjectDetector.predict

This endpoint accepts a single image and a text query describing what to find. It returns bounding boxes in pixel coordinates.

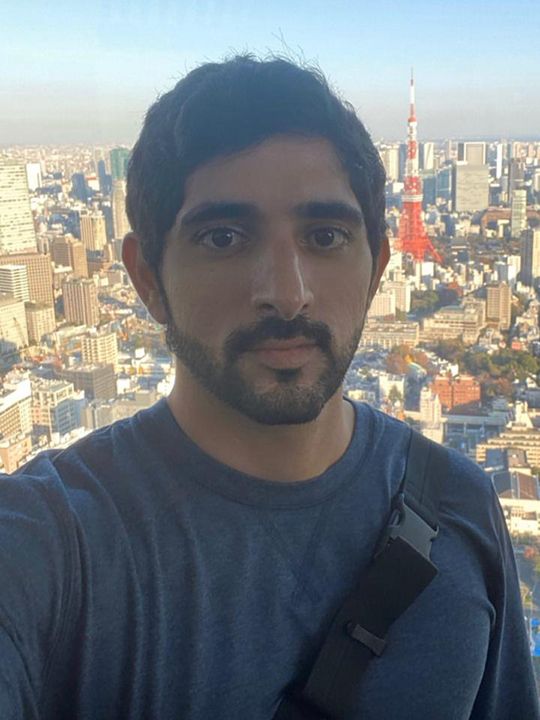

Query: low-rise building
[421,301,485,345]
[360,320,419,350]
[431,374,481,411]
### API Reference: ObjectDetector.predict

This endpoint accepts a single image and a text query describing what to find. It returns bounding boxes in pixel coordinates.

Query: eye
[196,227,246,251]
[308,227,351,249]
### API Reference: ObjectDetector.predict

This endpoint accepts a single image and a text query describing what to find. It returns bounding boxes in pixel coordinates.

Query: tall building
[397,142,408,181]
[510,188,527,237]
[81,329,119,370]
[0,160,37,254]
[97,159,111,194]
[71,173,89,203]
[452,163,489,212]
[495,142,505,179]
[436,166,452,203]
[384,279,411,312]
[419,142,435,171]
[110,148,130,181]
[112,180,131,239]
[379,145,400,181]
[0,264,30,302]
[419,386,443,444]
[100,201,114,241]
[0,295,28,351]
[521,228,540,286]
[457,142,487,165]
[25,302,56,343]
[62,277,100,327]
[80,212,107,252]
[0,253,53,305]
[508,159,525,195]
[51,235,89,278]
[25,163,42,192]
[421,172,437,208]
[486,283,512,330]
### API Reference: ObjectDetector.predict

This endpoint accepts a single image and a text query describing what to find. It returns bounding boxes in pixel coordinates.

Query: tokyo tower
[397,71,441,263]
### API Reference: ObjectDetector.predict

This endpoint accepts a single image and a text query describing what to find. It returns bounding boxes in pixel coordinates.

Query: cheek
[163,262,246,340]
[320,266,372,330]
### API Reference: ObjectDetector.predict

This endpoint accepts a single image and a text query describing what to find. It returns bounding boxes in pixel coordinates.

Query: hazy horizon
[2,0,539,145]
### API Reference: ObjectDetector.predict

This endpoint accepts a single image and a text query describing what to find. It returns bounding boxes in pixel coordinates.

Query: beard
[163,309,363,426]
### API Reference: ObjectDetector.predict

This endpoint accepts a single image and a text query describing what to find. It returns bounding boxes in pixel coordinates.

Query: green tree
[433,338,466,364]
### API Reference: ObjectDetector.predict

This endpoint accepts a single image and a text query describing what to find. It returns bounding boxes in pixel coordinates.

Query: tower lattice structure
[397,72,441,263]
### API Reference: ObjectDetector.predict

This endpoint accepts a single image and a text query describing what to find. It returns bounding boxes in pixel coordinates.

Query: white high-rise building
[368,290,396,318]
[379,145,400,182]
[25,303,56,344]
[81,329,119,370]
[457,141,487,165]
[0,264,30,302]
[384,279,411,312]
[421,142,435,171]
[112,180,131,239]
[420,386,443,444]
[25,163,42,192]
[510,188,527,237]
[0,160,37,254]
[452,162,490,212]
[495,143,505,179]
[80,212,107,252]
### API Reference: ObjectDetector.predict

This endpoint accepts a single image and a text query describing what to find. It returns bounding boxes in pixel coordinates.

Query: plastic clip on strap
[274,430,445,720]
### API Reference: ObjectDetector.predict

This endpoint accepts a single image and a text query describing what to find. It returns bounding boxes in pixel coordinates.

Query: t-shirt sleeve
[471,484,539,719]
[0,460,76,717]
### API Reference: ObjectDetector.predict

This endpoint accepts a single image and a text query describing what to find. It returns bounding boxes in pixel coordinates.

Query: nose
[251,237,314,320]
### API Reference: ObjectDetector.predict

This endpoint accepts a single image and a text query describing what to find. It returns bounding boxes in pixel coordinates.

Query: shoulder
[350,401,502,542]
[11,399,168,493]
[0,403,158,549]
[354,401,495,498]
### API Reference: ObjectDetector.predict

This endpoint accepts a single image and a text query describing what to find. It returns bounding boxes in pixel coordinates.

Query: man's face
[157,136,382,425]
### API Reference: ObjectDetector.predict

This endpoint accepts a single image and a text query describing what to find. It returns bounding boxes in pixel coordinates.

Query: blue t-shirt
[0,399,537,719]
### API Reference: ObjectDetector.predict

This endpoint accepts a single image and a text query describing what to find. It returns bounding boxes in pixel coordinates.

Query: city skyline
[2,0,540,144]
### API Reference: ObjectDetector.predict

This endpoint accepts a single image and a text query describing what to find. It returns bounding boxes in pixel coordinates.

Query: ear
[367,235,390,306]
[122,233,168,324]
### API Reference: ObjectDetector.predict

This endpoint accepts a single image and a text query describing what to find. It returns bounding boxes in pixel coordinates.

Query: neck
[166,368,355,482]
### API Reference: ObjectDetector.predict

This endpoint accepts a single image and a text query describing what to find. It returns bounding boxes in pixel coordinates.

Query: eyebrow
[179,202,262,229]
[178,200,364,230]
[294,201,364,225]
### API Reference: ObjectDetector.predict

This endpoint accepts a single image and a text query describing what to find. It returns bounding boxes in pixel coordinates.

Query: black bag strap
[274,429,447,720]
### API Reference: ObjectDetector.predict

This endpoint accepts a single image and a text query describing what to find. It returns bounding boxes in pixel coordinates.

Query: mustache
[223,316,333,361]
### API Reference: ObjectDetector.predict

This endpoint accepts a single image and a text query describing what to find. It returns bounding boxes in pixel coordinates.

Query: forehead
[179,136,359,215]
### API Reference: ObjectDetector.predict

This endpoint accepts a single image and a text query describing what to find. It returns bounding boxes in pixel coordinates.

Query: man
[0,57,537,719]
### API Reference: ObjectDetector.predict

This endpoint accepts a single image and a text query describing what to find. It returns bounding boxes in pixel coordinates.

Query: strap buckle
[375,492,438,561]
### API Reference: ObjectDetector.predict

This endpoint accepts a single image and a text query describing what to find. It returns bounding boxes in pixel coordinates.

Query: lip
[252,338,317,352]
[248,339,318,369]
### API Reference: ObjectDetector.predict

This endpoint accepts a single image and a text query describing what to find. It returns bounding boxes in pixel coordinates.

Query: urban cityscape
[1,67,540,689]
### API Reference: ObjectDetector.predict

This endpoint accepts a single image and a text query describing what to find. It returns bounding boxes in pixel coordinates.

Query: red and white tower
[397,71,441,263]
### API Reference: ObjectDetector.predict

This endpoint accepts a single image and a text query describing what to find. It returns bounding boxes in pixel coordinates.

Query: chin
[222,382,337,426]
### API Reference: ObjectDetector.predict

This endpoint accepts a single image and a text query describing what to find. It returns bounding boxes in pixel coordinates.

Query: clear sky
[2,0,539,145]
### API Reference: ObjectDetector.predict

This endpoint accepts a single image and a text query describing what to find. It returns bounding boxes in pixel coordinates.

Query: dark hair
[126,55,386,274]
